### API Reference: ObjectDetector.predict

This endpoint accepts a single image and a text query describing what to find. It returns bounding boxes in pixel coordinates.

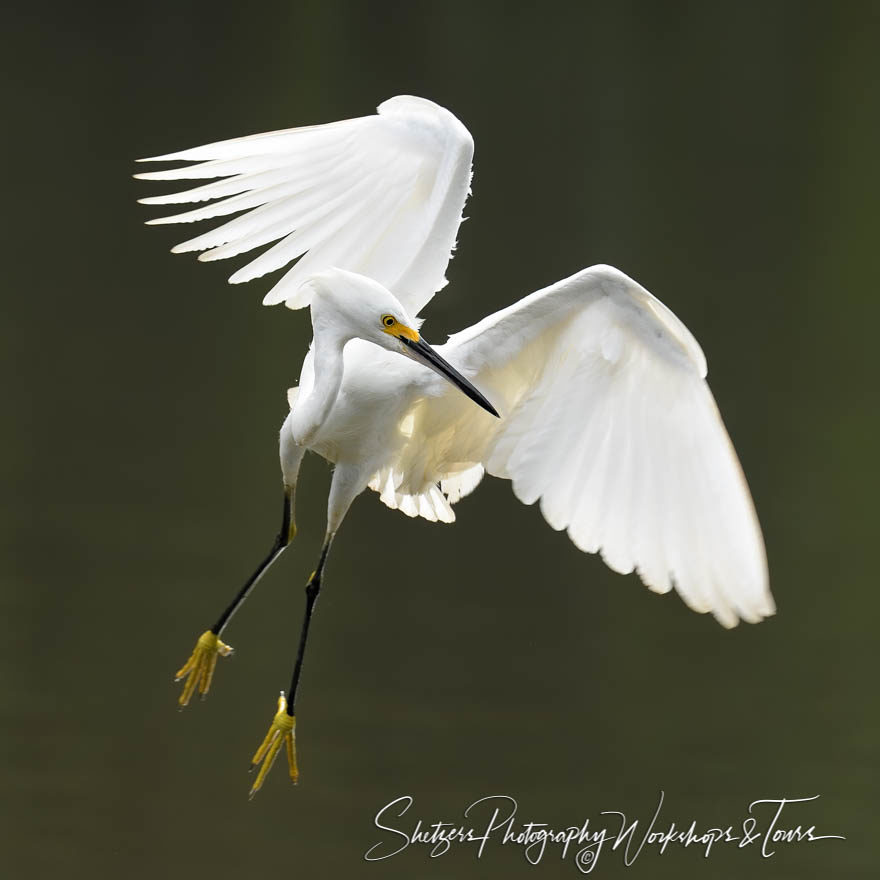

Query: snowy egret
[137,96,773,795]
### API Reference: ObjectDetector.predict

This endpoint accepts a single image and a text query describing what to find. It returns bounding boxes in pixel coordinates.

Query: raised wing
[136,95,473,316]
[419,265,772,627]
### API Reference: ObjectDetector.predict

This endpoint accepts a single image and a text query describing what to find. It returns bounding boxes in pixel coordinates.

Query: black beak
[400,336,499,418]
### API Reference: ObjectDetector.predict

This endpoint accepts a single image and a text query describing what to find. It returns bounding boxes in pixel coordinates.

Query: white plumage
[138,95,773,630]
[137,95,473,314]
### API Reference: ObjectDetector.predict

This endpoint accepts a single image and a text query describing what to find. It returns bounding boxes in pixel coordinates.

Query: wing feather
[429,265,772,627]
[136,95,474,315]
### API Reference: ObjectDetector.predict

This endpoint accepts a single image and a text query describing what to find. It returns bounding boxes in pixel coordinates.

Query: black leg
[286,538,333,715]
[248,535,334,796]
[175,489,295,707]
[211,489,295,637]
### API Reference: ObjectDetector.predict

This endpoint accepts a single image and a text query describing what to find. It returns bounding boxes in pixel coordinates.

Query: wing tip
[712,586,776,629]
[634,560,776,628]
[198,249,234,264]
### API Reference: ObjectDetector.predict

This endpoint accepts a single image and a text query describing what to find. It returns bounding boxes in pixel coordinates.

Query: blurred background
[3,1,877,877]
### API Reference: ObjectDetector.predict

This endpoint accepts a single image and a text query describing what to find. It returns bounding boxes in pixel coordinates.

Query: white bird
[136,95,773,796]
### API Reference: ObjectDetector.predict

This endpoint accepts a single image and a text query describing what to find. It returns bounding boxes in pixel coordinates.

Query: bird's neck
[291,325,350,448]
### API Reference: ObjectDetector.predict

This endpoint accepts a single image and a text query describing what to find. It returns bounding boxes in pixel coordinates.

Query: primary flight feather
[137,95,473,314]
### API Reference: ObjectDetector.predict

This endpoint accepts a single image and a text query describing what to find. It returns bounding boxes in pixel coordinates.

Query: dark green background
[3,1,877,877]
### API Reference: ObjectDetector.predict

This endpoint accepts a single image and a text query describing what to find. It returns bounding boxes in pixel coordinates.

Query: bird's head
[301,268,498,417]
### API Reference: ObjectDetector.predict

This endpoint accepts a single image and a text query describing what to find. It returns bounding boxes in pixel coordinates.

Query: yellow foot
[174,630,233,707]
[249,693,298,798]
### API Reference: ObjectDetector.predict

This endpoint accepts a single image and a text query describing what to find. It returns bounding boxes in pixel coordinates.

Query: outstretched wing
[136,95,473,316]
[416,264,772,627]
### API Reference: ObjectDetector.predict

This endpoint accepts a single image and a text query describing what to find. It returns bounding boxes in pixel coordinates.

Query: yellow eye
[382,315,396,328]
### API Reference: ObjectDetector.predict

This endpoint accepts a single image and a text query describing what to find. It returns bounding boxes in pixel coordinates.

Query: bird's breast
[294,340,427,468]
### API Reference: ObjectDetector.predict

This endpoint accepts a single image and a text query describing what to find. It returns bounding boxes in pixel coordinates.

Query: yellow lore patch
[380,314,419,342]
